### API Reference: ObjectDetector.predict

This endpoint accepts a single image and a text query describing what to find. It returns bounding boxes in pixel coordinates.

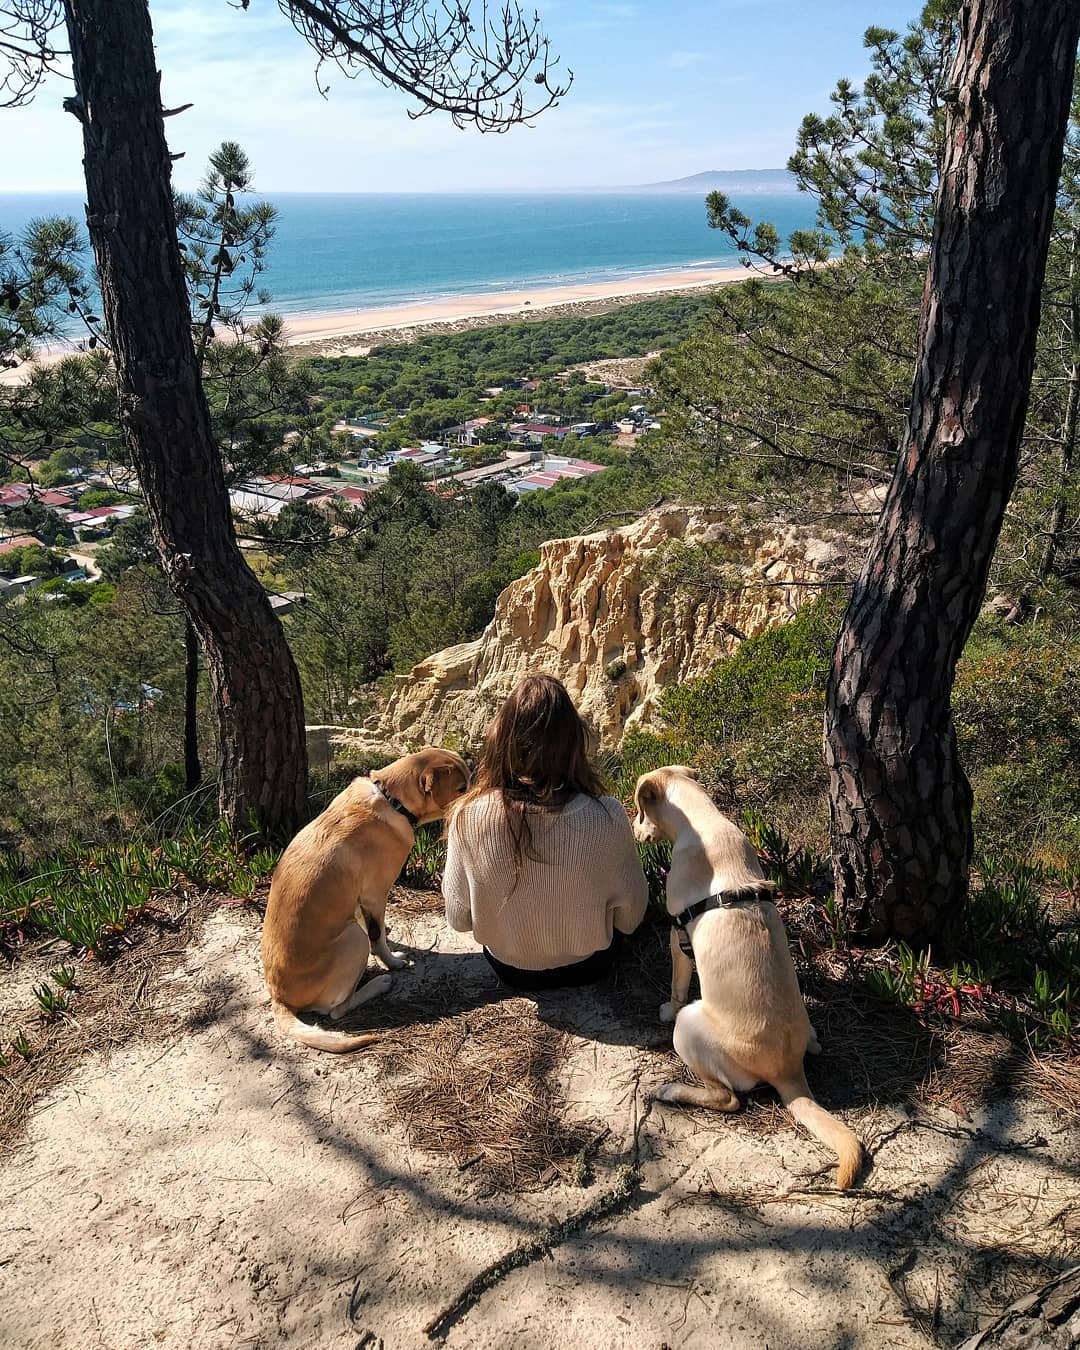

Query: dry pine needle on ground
[370,1001,599,1191]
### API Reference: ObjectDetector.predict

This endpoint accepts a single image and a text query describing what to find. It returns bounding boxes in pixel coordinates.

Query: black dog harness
[374,780,419,830]
[669,888,766,957]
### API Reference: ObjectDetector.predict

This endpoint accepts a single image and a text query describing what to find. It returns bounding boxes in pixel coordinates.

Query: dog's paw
[659,1001,682,1024]
[652,1081,682,1103]
[382,950,410,970]
[366,973,394,995]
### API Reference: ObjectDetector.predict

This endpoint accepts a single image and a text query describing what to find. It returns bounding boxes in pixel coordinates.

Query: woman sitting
[443,673,648,989]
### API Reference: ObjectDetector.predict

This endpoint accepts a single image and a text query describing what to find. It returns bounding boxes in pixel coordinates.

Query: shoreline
[1,263,754,382]
[279,264,750,356]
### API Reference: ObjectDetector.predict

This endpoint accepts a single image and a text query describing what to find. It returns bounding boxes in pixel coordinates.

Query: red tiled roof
[67,505,128,523]
[0,485,73,508]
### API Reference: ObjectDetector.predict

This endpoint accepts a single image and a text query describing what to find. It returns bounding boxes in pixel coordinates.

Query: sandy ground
[2,895,1078,1350]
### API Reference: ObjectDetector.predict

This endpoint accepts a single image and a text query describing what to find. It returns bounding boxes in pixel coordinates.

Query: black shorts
[483,934,619,991]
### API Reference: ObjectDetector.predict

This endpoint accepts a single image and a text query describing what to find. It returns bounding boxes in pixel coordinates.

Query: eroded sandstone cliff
[309,505,848,769]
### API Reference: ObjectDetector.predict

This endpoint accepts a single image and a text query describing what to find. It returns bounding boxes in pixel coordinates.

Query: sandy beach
[0,263,752,383]
[279,263,750,353]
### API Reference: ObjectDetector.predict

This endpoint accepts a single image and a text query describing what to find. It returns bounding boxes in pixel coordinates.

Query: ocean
[0,189,817,320]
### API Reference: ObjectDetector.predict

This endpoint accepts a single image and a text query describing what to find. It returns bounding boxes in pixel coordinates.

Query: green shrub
[954,620,1080,864]
[738,692,826,805]
[861,858,1079,1051]
[637,840,671,909]
[607,596,839,849]
[604,657,627,682]
[399,823,447,890]
[0,821,278,956]
[611,728,687,800]
[613,601,1080,870]
[660,593,843,746]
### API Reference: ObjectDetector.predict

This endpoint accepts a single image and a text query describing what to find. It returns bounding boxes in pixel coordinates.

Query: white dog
[633,766,864,1189]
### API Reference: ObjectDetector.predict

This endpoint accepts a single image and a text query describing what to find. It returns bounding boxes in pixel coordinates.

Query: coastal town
[0,354,660,596]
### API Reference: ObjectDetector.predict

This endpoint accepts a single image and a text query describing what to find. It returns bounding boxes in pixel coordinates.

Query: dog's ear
[635,778,659,812]
[424,761,470,797]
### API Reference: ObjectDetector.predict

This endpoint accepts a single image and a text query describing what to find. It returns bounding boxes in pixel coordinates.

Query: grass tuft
[0,819,278,958]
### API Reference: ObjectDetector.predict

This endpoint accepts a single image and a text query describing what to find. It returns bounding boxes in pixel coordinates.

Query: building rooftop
[65,505,137,525]
[0,534,41,554]
[228,490,288,519]
[0,485,75,509]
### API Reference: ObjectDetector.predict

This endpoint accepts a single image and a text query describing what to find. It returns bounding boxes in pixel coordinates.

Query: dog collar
[669,889,767,956]
[373,780,419,830]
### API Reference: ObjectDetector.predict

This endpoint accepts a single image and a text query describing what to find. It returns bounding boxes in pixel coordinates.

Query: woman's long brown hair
[451,673,604,869]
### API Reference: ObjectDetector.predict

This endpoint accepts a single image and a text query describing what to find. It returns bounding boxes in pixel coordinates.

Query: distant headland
[627,169,797,193]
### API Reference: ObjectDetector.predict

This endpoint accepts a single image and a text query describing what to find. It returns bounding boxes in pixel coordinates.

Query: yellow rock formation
[308,505,845,767]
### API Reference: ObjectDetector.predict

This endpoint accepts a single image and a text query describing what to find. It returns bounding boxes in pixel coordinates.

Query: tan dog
[262,748,469,1053]
[633,766,864,1188]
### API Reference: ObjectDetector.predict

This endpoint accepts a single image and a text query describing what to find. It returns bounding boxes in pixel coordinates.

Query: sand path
[1,899,1077,1349]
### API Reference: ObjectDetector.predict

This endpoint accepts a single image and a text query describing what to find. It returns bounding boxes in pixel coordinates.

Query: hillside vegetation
[0,296,693,849]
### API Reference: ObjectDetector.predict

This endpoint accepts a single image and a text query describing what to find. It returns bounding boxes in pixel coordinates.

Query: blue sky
[5,0,923,192]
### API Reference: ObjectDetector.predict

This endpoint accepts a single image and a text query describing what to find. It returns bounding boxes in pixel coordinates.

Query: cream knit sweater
[443,791,649,970]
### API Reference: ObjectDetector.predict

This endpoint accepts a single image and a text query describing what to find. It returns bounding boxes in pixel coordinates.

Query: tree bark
[824,0,1080,945]
[62,0,309,838]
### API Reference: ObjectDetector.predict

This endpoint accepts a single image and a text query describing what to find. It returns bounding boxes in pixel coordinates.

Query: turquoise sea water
[0,190,817,318]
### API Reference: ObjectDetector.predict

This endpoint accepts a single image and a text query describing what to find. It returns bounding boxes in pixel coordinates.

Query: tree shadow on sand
[162,892,1079,1347]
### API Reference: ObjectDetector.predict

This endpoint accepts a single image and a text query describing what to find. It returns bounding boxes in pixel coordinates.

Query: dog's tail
[272,1000,380,1054]
[776,1071,864,1189]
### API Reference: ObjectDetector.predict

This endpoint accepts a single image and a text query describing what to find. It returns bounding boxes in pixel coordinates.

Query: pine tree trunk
[824,0,1080,944]
[62,0,308,837]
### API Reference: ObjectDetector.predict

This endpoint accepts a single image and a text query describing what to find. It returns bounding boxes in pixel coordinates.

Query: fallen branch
[422,1163,641,1341]
[958,1264,1080,1350]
